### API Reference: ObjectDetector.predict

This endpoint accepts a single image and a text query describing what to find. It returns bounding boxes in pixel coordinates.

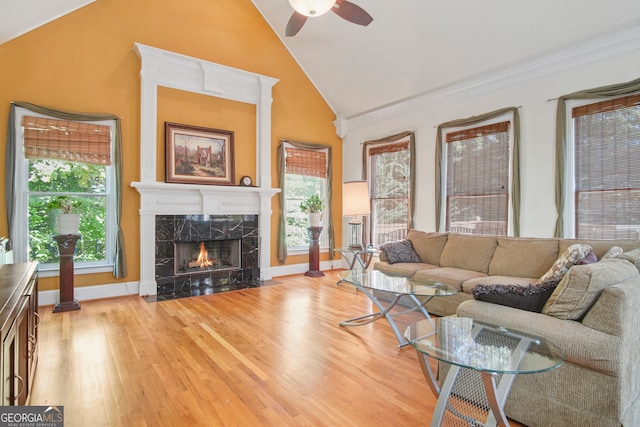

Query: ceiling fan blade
[286,12,308,37]
[332,0,373,26]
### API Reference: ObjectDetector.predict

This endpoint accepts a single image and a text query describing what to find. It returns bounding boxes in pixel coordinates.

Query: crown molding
[343,26,640,133]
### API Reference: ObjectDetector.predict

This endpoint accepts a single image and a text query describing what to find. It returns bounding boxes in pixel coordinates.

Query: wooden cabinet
[0,262,38,405]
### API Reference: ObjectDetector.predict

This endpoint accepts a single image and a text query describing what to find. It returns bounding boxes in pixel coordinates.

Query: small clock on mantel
[240,175,253,186]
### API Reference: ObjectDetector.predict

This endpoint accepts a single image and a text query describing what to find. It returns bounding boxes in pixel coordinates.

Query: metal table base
[414,324,544,427]
[339,284,435,348]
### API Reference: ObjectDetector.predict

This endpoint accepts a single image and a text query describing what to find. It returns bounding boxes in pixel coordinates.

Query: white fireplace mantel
[131,182,279,216]
[132,43,280,296]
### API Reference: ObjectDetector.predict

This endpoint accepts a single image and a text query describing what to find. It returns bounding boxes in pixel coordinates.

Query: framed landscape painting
[165,122,235,185]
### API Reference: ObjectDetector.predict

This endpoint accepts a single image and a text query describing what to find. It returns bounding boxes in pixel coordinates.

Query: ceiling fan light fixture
[288,0,336,17]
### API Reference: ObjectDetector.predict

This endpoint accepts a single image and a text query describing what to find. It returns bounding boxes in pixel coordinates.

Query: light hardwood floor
[30,270,523,426]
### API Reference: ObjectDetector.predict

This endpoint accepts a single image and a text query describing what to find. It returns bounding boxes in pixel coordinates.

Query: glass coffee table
[405,317,565,427]
[337,270,457,348]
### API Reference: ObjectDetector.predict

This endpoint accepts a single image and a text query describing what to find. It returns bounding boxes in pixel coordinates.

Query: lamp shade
[343,181,371,216]
[288,0,335,17]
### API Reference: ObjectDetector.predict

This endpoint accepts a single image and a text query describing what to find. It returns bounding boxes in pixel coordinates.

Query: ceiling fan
[286,0,373,37]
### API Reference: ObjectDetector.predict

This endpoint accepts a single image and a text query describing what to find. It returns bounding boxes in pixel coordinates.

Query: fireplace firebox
[174,239,241,275]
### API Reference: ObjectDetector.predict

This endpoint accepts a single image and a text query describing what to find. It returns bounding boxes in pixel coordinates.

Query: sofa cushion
[488,237,559,278]
[542,259,639,320]
[471,282,558,312]
[374,262,437,277]
[535,244,592,285]
[439,234,497,274]
[380,240,420,264]
[414,267,487,291]
[406,230,448,265]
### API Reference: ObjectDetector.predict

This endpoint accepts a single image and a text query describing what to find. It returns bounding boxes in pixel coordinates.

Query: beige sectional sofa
[374,230,640,426]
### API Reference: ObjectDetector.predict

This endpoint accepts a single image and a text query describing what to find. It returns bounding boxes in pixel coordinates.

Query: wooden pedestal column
[305,227,325,277]
[53,234,82,313]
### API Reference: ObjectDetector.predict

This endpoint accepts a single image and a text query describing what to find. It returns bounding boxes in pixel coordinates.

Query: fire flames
[195,241,213,268]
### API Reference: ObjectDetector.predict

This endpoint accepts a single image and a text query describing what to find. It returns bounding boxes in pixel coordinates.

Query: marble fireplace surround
[155,214,259,300]
[130,43,280,296]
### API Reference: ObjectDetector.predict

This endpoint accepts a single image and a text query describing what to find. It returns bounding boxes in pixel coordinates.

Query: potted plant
[48,196,82,235]
[300,194,324,227]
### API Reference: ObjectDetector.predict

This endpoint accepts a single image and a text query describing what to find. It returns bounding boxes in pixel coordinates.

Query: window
[11,108,117,276]
[440,118,514,236]
[282,143,329,250]
[565,94,640,239]
[366,135,413,246]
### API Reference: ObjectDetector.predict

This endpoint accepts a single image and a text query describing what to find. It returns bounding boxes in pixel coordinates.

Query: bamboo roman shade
[572,94,640,239]
[22,116,111,165]
[369,141,410,199]
[446,122,510,143]
[445,121,510,233]
[572,94,640,118]
[367,141,409,156]
[284,147,327,178]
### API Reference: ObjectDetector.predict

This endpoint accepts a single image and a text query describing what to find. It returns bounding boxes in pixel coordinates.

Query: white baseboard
[38,260,342,306]
[39,281,140,306]
[268,260,339,278]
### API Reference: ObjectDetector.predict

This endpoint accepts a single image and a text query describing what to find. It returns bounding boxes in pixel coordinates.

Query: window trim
[365,135,413,247]
[562,98,583,238]
[562,96,640,239]
[279,141,332,254]
[438,112,515,235]
[11,107,117,276]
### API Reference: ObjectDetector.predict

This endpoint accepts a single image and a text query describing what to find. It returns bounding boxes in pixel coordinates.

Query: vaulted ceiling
[2,0,640,119]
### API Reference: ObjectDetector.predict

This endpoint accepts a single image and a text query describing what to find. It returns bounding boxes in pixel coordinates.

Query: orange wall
[0,0,342,291]
[156,87,258,182]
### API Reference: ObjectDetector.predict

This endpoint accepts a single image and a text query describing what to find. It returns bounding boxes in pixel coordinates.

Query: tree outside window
[284,174,327,248]
[28,159,108,265]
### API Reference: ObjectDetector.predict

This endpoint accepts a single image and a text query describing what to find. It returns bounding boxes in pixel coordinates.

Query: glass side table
[335,246,380,270]
[405,317,565,427]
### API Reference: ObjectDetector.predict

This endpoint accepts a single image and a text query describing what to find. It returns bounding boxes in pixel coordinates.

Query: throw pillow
[380,240,421,264]
[617,248,640,271]
[535,244,592,285]
[542,259,638,320]
[602,246,623,259]
[575,250,598,265]
[471,282,558,312]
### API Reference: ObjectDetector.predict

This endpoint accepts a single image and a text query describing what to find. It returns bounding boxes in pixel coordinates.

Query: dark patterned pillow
[471,282,558,312]
[575,250,598,265]
[380,240,421,264]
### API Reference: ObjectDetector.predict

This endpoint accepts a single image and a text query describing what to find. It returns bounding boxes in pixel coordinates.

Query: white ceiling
[0,0,95,46]
[2,0,640,119]
[252,0,640,118]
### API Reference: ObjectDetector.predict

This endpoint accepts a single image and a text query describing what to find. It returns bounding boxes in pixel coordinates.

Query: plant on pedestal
[47,196,82,235]
[300,194,324,227]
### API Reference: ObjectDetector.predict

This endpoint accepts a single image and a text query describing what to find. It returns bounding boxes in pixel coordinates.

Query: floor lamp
[343,181,370,249]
